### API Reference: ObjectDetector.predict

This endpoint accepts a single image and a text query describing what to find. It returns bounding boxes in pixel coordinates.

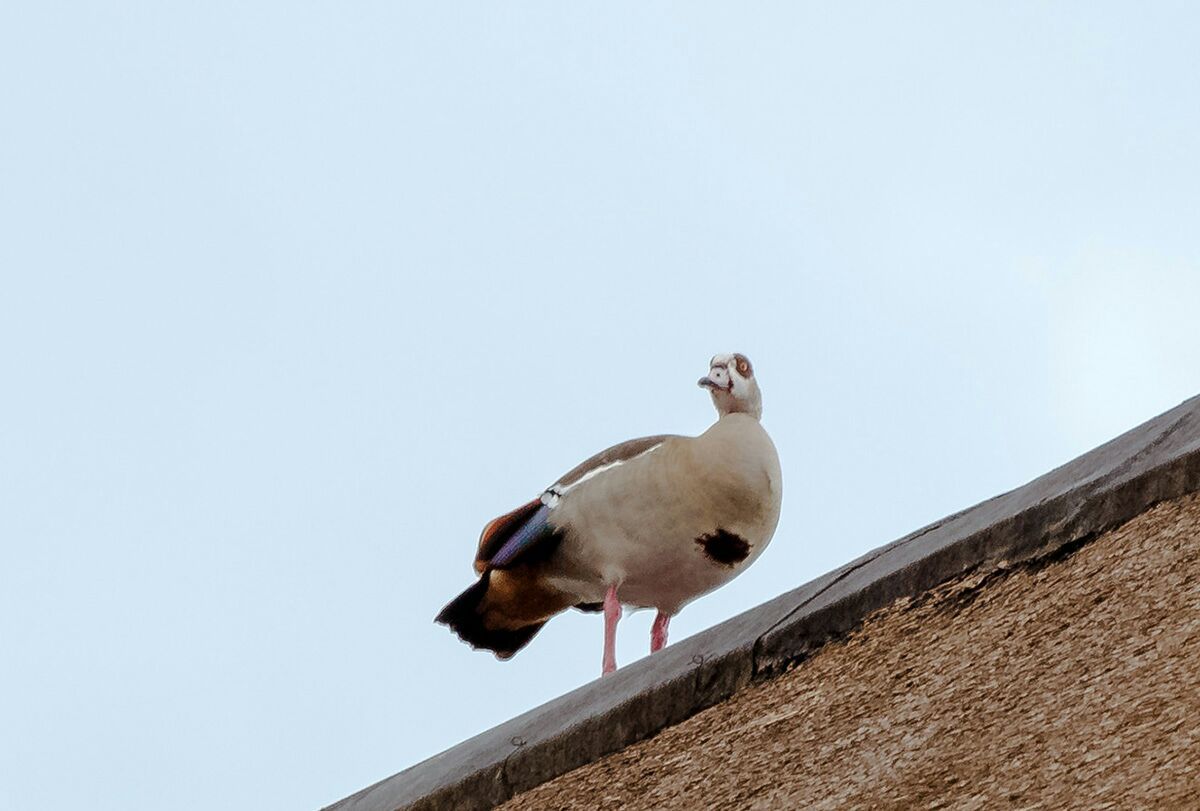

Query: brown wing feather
[552,434,676,489]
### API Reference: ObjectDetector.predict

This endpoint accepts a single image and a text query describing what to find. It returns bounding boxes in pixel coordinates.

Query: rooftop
[326,394,1200,811]
[507,491,1200,809]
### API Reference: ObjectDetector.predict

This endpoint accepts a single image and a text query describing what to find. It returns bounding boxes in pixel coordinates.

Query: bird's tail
[435,571,547,659]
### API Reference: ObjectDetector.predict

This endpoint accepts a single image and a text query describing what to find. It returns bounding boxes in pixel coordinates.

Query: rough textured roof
[325,395,1200,811]
[505,491,1200,809]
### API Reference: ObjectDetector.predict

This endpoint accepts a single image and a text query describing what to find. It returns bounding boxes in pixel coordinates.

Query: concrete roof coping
[324,395,1200,811]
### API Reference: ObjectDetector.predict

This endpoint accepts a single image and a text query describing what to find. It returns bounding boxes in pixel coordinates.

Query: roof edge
[325,395,1200,811]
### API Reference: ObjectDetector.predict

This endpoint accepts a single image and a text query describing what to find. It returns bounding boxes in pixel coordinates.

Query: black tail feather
[435,572,546,659]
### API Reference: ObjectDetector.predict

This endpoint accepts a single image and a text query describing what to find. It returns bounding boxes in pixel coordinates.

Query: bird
[435,353,782,675]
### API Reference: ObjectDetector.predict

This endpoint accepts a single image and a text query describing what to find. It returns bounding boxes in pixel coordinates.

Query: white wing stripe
[545,442,665,503]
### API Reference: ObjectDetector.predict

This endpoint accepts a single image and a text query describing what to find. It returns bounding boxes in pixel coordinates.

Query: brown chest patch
[696,530,751,566]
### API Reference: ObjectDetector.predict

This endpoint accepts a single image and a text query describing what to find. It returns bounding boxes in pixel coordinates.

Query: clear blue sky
[2,3,1198,809]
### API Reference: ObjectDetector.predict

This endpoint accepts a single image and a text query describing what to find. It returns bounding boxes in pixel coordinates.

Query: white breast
[545,414,782,614]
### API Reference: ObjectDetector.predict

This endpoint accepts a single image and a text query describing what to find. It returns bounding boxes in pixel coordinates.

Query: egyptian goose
[436,353,782,675]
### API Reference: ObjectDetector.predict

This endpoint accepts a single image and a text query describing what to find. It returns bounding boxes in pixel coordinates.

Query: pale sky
[2,4,1198,809]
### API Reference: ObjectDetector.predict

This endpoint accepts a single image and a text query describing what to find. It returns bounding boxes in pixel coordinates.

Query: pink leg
[602,585,621,675]
[651,612,670,653]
